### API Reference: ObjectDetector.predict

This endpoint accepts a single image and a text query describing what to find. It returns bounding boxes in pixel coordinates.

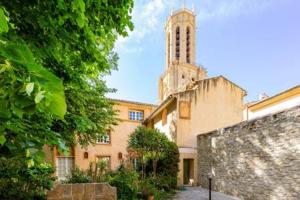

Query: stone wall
[47,183,117,200]
[197,106,300,200]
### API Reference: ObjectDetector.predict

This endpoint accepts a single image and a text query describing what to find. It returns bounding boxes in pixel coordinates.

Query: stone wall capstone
[197,105,300,200]
[47,183,117,200]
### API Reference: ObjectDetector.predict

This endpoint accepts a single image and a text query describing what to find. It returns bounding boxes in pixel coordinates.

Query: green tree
[0,0,134,164]
[128,127,176,177]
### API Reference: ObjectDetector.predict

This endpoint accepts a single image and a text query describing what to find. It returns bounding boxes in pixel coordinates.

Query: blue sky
[106,0,300,104]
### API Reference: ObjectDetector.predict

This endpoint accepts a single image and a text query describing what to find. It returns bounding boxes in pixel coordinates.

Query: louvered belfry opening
[186,26,190,63]
[176,26,180,60]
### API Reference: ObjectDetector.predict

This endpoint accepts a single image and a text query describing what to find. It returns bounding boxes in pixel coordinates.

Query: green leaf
[0,42,67,118]
[27,159,34,167]
[26,82,34,96]
[48,92,66,119]
[0,42,35,65]
[76,16,85,28]
[0,135,6,145]
[12,106,24,118]
[33,150,45,163]
[0,101,11,119]
[0,8,8,34]
[34,90,45,103]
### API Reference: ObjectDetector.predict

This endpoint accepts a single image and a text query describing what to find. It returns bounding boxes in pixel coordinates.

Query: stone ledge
[47,183,116,200]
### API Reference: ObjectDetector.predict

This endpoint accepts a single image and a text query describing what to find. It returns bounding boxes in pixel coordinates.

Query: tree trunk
[153,159,157,177]
[141,157,145,179]
[93,162,98,182]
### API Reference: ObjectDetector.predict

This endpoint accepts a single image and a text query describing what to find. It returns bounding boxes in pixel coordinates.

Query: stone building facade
[197,105,300,199]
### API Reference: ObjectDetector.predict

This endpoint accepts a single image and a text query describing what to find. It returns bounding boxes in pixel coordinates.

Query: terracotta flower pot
[148,195,154,200]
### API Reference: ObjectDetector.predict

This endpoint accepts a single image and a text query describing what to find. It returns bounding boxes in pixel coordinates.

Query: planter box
[47,183,117,200]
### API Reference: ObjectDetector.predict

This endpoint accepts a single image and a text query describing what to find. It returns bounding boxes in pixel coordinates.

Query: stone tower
[159,8,207,102]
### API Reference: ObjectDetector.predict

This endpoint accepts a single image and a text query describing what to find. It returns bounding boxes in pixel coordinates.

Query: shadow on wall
[197,105,300,200]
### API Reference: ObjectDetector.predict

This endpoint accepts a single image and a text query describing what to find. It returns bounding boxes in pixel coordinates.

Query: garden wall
[47,183,117,200]
[197,106,300,200]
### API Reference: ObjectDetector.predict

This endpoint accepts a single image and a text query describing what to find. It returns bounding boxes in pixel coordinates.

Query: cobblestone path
[172,187,240,200]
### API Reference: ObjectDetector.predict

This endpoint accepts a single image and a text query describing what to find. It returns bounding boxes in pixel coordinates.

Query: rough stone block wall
[47,183,117,200]
[197,106,300,200]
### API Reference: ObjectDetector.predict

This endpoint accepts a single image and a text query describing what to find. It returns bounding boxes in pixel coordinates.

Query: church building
[143,8,246,185]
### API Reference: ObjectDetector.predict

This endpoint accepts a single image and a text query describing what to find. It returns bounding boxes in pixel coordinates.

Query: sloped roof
[143,95,176,124]
[143,75,246,124]
[109,98,157,107]
[247,84,300,111]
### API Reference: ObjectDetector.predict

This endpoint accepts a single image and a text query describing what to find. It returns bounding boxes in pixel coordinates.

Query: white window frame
[96,132,111,144]
[56,156,74,181]
[129,110,144,121]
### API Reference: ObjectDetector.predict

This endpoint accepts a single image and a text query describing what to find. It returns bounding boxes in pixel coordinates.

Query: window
[175,27,180,60]
[55,146,75,180]
[129,110,144,121]
[186,27,191,63]
[97,130,111,144]
[56,157,74,181]
[132,158,141,172]
[96,156,111,170]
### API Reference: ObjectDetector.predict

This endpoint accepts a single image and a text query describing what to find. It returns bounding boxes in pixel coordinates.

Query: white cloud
[115,0,175,53]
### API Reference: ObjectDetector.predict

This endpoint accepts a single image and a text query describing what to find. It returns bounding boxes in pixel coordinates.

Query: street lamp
[208,172,213,200]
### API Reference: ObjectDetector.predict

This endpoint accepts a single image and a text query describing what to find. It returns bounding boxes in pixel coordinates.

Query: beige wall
[74,101,155,170]
[45,100,156,178]
[153,101,177,142]
[177,77,244,148]
[151,76,245,185]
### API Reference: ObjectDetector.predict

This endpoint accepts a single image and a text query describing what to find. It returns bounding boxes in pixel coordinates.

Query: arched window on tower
[167,33,170,65]
[175,27,180,60]
[186,27,191,63]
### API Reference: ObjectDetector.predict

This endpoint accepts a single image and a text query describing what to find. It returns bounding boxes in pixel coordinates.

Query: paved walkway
[172,187,240,200]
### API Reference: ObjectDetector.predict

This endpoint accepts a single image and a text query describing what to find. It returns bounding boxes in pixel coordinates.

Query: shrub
[0,158,55,200]
[63,167,92,184]
[156,141,179,189]
[147,175,177,192]
[106,165,139,200]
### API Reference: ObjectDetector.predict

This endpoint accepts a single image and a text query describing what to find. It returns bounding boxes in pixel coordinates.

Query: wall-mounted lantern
[118,152,123,160]
[84,152,89,159]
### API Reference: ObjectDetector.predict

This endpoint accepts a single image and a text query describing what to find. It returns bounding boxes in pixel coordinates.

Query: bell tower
[159,8,207,102]
[165,7,196,67]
